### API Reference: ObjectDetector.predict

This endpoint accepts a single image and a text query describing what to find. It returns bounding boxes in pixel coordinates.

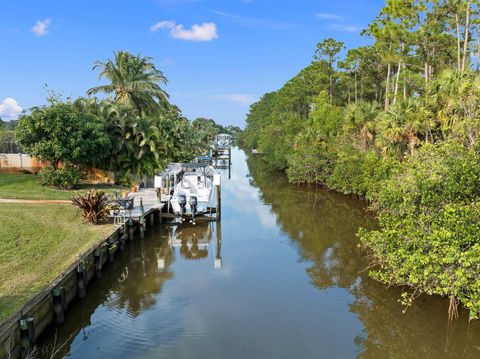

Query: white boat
[170,163,214,217]
[154,163,183,200]
[212,133,232,149]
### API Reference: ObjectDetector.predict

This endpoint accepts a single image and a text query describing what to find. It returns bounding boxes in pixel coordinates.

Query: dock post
[76,266,87,299]
[20,317,35,355]
[52,288,65,324]
[119,233,126,251]
[108,244,117,263]
[149,212,155,227]
[94,249,103,278]
[157,210,163,224]
[214,174,221,222]
[128,221,135,241]
[139,222,145,239]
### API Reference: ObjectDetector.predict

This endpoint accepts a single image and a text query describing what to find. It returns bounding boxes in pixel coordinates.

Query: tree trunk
[329,73,333,103]
[385,63,391,110]
[347,83,351,105]
[456,13,461,70]
[462,0,471,72]
[354,72,358,104]
[393,62,402,105]
[477,36,480,71]
[425,62,429,88]
[361,75,364,101]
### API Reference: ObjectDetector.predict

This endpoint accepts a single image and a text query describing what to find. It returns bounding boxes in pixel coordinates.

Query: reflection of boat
[212,158,230,169]
[168,222,213,260]
[170,163,213,217]
[165,222,222,268]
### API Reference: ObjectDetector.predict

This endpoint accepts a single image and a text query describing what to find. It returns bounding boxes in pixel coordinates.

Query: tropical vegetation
[13,51,235,187]
[240,0,480,319]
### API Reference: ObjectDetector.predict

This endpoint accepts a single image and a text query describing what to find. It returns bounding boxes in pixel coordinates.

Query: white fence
[0,153,46,173]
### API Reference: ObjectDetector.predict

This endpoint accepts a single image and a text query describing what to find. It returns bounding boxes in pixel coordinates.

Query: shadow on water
[37,148,480,359]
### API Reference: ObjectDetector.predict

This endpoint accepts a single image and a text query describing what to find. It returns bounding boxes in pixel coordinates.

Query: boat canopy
[182,163,208,170]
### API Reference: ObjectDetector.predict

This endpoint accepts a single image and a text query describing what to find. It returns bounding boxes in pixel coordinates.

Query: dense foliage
[16,100,111,169]
[14,51,234,182]
[38,167,80,189]
[240,0,480,318]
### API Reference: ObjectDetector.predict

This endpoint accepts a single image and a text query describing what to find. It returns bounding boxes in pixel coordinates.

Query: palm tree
[87,51,169,116]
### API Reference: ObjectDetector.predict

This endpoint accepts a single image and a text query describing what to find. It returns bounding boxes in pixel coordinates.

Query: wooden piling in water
[215,184,221,222]
[128,224,135,241]
[51,288,65,325]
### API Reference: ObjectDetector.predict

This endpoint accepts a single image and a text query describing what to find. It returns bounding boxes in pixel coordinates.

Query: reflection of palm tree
[108,238,174,316]
[87,51,169,116]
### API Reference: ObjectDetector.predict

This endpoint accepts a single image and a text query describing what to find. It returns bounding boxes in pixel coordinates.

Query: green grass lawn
[0,203,114,323]
[0,173,126,200]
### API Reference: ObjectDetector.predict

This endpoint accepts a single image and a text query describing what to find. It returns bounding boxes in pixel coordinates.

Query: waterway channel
[39,148,480,358]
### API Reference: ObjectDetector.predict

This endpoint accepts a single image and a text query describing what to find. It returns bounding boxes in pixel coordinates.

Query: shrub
[327,147,399,199]
[39,167,80,189]
[359,142,480,319]
[72,190,109,224]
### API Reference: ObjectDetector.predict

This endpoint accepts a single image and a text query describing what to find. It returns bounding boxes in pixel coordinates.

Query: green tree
[15,101,111,169]
[87,51,169,116]
[314,38,345,102]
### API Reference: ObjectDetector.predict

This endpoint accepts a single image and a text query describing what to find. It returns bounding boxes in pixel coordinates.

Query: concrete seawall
[0,222,137,358]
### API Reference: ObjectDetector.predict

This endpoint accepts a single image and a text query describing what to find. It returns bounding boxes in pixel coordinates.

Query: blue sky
[0,0,384,127]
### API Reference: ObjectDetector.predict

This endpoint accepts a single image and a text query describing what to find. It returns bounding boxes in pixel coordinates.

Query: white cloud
[0,98,23,120]
[32,19,51,36]
[212,10,295,30]
[150,20,176,32]
[315,13,343,20]
[150,20,218,41]
[330,24,361,32]
[213,94,256,106]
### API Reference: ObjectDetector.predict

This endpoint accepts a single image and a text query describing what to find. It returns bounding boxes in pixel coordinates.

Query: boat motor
[178,194,187,216]
[189,196,198,225]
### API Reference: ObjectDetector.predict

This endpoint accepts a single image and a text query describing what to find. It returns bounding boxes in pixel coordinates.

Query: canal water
[39,148,480,358]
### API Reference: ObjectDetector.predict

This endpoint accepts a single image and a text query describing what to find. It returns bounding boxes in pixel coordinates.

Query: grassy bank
[0,203,113,322]
[0,173,125,200]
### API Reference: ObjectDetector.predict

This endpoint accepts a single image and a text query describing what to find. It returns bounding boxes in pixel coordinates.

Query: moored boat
[170,163,214,218]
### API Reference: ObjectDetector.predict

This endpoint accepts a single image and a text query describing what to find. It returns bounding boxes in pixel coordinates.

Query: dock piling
[52,288,65,324]
[212,173,222,222]
[76,266,87,299]
[94,249,103,278]
[128,222,135,241]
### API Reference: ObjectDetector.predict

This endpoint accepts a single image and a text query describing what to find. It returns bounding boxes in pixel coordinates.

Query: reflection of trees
[107,234,174,316]
[247,154,373,291]
[38,231,175,358]
[246,154,480,358]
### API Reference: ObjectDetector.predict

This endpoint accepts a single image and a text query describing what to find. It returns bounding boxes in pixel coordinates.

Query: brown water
[39,148,480,358]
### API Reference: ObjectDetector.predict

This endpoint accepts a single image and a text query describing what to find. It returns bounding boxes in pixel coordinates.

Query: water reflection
[161,222,222,268]
[246,153,480,358]
[38,148,480,359]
